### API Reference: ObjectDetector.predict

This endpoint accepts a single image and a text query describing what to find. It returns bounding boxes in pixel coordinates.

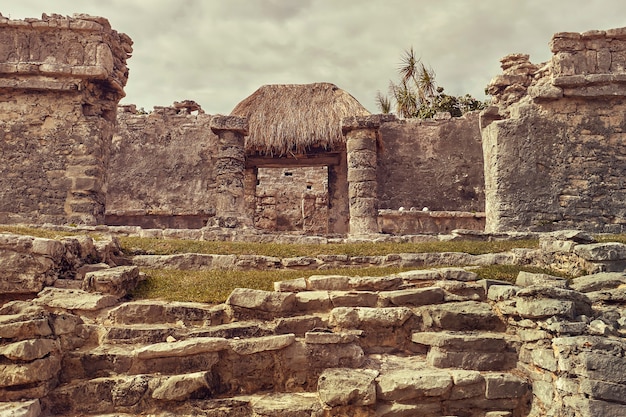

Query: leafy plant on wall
[376,47,487,118]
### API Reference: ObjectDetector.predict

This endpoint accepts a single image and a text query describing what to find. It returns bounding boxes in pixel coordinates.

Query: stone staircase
[11,267,529,417]
[3,230,626,416]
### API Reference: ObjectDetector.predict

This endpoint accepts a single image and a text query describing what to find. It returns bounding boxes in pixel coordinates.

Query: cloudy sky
[3,1,626,114]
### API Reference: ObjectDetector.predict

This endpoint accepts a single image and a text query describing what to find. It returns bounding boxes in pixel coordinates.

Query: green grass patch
[131,266,416,303]
[595,234,626,244]
[119,236,539,258]
[0,225,81,240]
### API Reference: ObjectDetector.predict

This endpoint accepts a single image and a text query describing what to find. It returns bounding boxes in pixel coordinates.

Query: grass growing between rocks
[119,236,539,257]
[0,225,80,239]
[132,264,572,304]
[595,234,626,244]
[131,266,414,303]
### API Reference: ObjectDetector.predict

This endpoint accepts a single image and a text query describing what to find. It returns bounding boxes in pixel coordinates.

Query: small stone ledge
[341,114,397,133]
[210,115,249,135]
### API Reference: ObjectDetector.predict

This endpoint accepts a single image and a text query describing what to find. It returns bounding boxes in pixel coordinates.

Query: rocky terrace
[0,227,625,416]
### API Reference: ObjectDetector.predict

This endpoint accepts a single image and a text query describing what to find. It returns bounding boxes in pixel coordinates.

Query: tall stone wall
[0,14,131,225]
[377,113,485,212]
[483,28,626,233]
[106,103,220,229]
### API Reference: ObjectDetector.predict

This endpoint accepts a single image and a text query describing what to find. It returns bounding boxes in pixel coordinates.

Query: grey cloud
[3,0,626,113]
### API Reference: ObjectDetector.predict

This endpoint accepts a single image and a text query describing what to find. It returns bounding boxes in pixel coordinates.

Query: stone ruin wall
[483,28,626,233]
[255,166,329,233]
[0,14,131,226]
[377,112,485,213]
[106,102,220,229]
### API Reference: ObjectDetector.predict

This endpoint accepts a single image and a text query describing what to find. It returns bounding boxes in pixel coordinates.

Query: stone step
[61,332,366,392]
[275,267,479,294]
[417,300,506,332]
[107,300,227,326]
[47,352,530,417]
[412,331,519,371]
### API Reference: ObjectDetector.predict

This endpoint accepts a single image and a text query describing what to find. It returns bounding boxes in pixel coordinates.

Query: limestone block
[412,331,508,351]
[420,301,504,331]
[0,354,61,388]
[440,267,479,282]
[396,269,442,281]
[376,403,441,417]
[318,368,378,407]
[516,271,569,288]
[0,317,53,340]
[111,375,150,407]
[307,275,351,291]
[226,288,296,313]
[427,347,516,371]
[380,286,445,306]
[582,352,626,384]
[134,337,229,359]
[304,331,357,344]
[347,167,377,183]
[251,393,322,416]
[574,242,626,261]
[349,275,403,291]
[531,348,558,372]
[376,369,453,401]
[488,284,519,301]
[438,280,486,301]
[108,300,225,325]
[570,272,626,292]
[329,307,413,328]
[229,334,295,355]
[304,342,365,369]
[151,371,209,401]
[210,115,248,134]
[35,288,119,311]
[295,291,332,311]
[0,248,53,294]
[580,379,626,403]
[329,291,378,307]
[274,277,307,292]
[0,338,59,361]
[83,265,141,296]
[449,369,485,400]
[515,298,575,319]
[0,400,42,417]
[484,373,529,399]
[585,399,626,417]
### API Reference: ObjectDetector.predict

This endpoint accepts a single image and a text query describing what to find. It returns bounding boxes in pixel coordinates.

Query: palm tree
[376,47,486,118]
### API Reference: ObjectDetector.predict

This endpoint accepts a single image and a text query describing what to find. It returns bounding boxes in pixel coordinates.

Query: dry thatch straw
[230,82,371,156]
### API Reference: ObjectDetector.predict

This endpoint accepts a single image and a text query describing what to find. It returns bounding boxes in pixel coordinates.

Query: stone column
[210,115,252,228]
[342,115,392,236]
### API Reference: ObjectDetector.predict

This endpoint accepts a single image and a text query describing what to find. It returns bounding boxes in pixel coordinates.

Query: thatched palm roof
[230,82,371,156]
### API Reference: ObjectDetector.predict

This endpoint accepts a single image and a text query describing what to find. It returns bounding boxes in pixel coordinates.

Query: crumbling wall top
[0,13,132,97]
[487,26,626,107]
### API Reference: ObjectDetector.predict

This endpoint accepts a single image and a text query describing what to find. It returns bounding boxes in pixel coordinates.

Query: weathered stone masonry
[483,28,626,233]
[0,14,131,225]
[107,102,220,229]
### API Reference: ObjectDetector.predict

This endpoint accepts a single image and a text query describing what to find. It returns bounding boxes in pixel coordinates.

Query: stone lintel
[341,114,397,134]
[210,115,249,135]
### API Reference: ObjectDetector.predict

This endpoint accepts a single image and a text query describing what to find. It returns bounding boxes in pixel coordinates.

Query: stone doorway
[254,166,329,234]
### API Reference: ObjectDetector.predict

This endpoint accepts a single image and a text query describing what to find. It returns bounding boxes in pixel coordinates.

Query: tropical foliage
[377,47,487,118]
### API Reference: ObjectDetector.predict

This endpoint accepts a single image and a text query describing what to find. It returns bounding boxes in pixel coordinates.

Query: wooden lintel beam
[245,153,342,168]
